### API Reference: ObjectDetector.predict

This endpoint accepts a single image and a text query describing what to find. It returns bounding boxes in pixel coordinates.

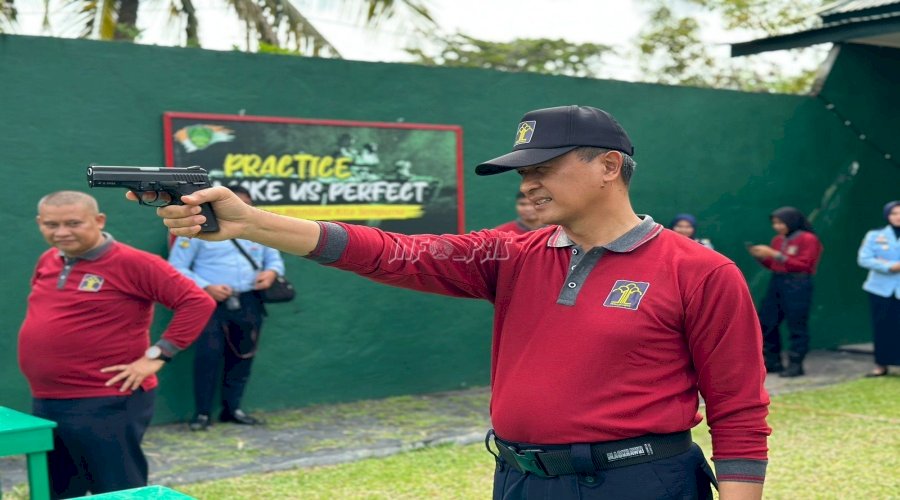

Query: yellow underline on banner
[262,205,424,220]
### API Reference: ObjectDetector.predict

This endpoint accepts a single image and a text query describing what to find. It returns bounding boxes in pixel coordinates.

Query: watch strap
[149,343,174,362]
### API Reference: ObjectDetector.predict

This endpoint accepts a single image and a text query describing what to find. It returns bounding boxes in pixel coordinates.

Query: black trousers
[492,443,716,500]
[32,389,155,499]
[868,292,900,366]
[193,292,264,416]
[759,274,813,360]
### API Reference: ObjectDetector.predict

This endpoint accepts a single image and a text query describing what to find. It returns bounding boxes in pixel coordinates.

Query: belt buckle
[511,448,551,477]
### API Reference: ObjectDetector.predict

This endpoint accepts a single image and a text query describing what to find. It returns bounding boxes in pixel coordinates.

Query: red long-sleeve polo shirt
[308,216,770,482]
[18,239,215,399]
[760,231,823,274]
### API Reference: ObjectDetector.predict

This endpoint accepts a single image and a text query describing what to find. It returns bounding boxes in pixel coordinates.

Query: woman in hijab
[668,213,714,249]
[748,207,824,377]
[856,201,900,377]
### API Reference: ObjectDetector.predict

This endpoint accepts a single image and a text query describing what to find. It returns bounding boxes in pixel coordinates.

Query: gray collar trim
[58,232,115,261]
[546,216,662,253]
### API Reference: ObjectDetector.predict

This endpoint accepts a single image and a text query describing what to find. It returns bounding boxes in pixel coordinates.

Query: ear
[96,212,107,229]
[600,150,624,182]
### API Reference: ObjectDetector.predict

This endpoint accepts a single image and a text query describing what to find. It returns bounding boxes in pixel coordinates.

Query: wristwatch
[145,345,173,362]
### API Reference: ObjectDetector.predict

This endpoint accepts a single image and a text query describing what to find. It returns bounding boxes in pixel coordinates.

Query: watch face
[146,346,161,359]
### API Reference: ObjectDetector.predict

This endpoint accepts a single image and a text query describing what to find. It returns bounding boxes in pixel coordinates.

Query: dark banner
[164,112,464,234]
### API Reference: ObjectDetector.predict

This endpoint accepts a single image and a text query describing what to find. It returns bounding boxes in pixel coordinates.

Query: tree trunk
[115,0,140,41]
[181,0,200,47]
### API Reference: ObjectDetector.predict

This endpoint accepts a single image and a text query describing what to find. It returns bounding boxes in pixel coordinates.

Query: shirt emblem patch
[179,240,191,248]
[603,280,650,310]
[78,274,104,292]
[514,121,536,146]
[786,245,798,256]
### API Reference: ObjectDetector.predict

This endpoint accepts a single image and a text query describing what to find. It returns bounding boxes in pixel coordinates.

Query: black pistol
[86,165,219,232]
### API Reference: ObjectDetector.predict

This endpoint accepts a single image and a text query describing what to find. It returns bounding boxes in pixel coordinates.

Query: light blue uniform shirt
[858,226,900,299]
[168,237,286,292]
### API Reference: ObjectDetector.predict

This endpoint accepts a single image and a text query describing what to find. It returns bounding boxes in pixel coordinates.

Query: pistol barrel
[86,165,209,188]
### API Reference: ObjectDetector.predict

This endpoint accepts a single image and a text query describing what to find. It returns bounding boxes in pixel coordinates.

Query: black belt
[489,430,693,478]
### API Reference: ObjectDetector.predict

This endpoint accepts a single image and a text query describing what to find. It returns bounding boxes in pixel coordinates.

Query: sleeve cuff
[774,252,788,263]
[155,338,182,357]
[305,222,348,264]
[713,458,767,484]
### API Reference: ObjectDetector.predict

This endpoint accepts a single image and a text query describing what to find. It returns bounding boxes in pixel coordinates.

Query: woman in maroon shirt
[748,207,824,377]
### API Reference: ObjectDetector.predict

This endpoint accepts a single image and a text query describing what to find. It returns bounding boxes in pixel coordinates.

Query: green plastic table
[0,406,57,500]
[71,486,196,499]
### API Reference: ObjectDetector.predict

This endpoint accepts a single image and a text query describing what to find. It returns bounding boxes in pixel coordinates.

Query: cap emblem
[514,121,536,146]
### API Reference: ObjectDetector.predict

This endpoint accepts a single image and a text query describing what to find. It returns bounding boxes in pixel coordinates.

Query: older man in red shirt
[19,191,215,499]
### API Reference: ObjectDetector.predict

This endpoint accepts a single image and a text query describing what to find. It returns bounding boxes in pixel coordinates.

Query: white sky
[8,0,823,82]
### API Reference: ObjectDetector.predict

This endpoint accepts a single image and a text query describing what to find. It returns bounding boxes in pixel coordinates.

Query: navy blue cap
[475,105,634,176]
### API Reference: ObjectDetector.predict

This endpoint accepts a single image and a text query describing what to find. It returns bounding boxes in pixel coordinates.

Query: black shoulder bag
[231,240,295,303]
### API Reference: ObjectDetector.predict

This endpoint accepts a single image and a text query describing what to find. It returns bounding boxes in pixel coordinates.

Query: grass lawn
[175,377,899,499]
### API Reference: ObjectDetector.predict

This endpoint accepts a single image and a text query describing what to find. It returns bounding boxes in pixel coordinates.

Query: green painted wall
[1,36,896,423]
[805,43,900,348]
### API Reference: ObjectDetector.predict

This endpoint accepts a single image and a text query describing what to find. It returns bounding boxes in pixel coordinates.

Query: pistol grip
[181,184,220,233]
[198,202,220,233]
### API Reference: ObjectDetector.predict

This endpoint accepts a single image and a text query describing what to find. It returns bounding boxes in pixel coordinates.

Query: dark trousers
[492,443,716,500]
[759,274,813,361]
[194,292,264,416]
[32,389,155,499]
[868,292,900,366]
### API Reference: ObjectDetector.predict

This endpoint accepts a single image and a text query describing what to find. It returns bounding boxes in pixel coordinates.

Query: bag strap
[231,240,261,271]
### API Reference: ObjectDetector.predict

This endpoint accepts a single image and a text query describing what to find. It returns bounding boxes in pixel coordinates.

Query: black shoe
[865,367,888,377]
[189,414,211,431]
[219,409,263,425]
[765,362,784,374]
[764,354,783,374]
[779,364,804,378]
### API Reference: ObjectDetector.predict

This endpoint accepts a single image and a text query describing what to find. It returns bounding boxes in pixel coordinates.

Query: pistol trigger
[129,189,147,206]
[164,189,184,206]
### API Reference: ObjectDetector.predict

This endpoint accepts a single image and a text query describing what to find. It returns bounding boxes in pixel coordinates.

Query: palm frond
[275,0,341,56]
[223,0,341,56]
[356,0,436,27]
[0,0,17,33]
[55,0,99,37]
[227,0,280,47]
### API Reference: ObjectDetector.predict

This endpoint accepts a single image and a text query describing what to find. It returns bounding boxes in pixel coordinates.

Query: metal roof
[818,0,900,18]
[732,0,900,56]
[818,0,900,23]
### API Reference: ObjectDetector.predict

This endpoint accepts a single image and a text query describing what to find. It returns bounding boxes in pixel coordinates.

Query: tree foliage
[0,0,435,55]
[407,34,613,78]
[2,0,832,94]
[0,0,16,32]
[690,0,822,34]
[408,0,829,94]
[634,0,829,93]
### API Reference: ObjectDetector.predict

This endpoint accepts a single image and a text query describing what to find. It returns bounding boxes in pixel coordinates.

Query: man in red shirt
[494,192,544,234]
[143,105,770,500]
[18,191,215,498]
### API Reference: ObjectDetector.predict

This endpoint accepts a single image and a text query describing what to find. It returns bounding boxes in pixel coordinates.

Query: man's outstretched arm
[129,187,321,257]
